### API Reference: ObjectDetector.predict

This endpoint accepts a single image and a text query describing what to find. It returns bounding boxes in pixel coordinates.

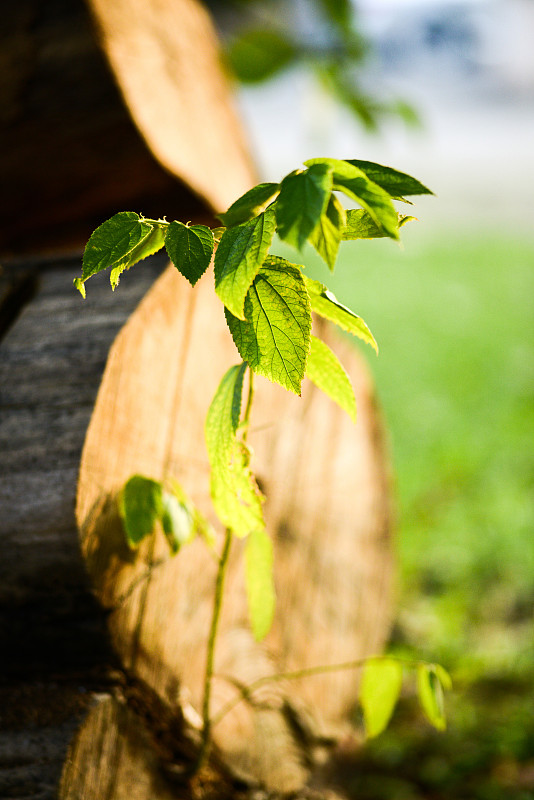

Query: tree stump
[0,0,394,796]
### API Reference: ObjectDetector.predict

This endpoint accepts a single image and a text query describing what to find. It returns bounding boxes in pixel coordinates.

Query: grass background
[275,225,534,798]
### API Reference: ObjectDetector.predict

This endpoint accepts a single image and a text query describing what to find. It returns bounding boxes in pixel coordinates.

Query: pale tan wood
[75,262,393,792]
[87,0,257,215]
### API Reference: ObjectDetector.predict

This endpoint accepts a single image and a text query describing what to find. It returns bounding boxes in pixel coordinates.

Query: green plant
[74,156,449,771]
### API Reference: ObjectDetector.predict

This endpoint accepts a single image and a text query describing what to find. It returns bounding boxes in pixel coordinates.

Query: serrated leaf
[110,224,166,290]
[303,275,378,353]
[309,194,346,270]
[341,209,414,241]
[214,208,276,319]
[217,183,280,227]
[161,491,194,554]
[305,158,398,240]
[118,475,163,549]
[165,221,214,286]
[346,159,433,196]
[225,256,312,395]
[205,364,264,537]
[82,212,153,282]
[416,664,448,731]
[276,165,333,250]
[306,336,356,421]
[245,527,276,641]
[226,29,297,84]
[360,658,404,738]
[342,209,387,240]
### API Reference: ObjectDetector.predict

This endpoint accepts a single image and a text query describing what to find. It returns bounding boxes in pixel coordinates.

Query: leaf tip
[73,277,86,298]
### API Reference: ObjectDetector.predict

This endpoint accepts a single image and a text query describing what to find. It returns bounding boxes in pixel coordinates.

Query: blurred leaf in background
[206,0,419,131]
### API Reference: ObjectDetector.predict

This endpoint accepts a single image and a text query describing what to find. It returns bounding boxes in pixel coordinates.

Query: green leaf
[306,336,356,421]
[303,275,378,353]
[245,527,276,641]
[276,165,333,250]
[305,158,399,239]
[360,658,404,738]
[217,183,280,228]
[161,490,194,554]
[82,212,153,282]
[226,29,297,84]
[214,208,276,320]
[118,475,163,549]
[416,664,449,731]
[110,224,166,290]
[342,209,416,240]
[165,221,214,286]
[73,277,86,298]
[309,194,346,270]
[342,209,387,240]
[225,256,312,395]
[316,0,352,32]
[205,364,264,537]
[346,159,433,197]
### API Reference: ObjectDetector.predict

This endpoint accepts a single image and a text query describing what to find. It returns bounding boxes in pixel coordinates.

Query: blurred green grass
[273,226,534,797]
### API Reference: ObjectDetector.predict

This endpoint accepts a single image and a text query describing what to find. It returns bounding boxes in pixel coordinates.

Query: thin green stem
[192,364,254,773]
[194,526,233,773]
[210,654,426,729]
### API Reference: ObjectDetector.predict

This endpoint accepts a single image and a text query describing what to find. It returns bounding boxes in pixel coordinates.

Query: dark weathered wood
[0,0,255,256]
[0,254,166,800]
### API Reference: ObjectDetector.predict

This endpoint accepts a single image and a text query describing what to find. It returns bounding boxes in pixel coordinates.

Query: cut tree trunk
[1,0,395,796]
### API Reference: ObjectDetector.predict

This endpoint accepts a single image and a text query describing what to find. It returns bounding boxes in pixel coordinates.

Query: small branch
[210,655,424,729]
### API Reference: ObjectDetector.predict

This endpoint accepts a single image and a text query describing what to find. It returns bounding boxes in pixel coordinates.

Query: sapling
[75,157,450,771]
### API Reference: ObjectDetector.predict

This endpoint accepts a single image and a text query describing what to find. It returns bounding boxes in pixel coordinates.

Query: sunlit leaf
[165,221,214,286]
[110,224,166,290]
[306,336,356,421]
[225,256,312,394]
[215,208,276,319]
[161,490,194,554]
[360,658,404,738]
[309,194,346,270]
[305,158,399,239]
[245,527,276,641]
[118,475,163,549]
[205,364,264,537]
[416,663,450,731]
[79,212,155,294]
[346,159,433,196]
[276,165,333,250]
[303,275,378,353]
[217,183,280,227]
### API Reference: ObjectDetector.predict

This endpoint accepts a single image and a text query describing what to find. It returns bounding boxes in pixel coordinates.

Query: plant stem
[195,526,233,773]
[193,365,254,773]
[209,655,426,729]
